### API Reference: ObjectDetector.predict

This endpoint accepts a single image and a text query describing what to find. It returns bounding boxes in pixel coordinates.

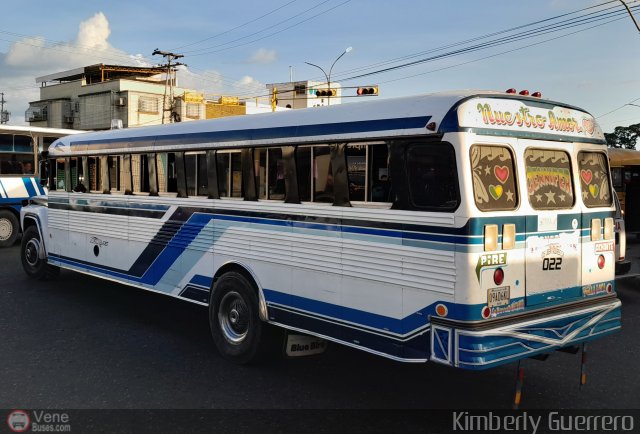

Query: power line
[332,2,638,83]
[171,0,299,50]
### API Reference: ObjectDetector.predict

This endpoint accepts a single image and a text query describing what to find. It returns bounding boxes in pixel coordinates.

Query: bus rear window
[578,151,612,208]
[470,145,518,211]
[524,149,574,210]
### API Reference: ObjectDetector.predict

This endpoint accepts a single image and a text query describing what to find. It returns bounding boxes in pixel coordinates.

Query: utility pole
[0,93,9,124]
[152,49,186,123]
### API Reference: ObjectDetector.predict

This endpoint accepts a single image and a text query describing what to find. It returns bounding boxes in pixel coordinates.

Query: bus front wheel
[209,271,268,364]
[21,226,59,280]
[0,210,19,247]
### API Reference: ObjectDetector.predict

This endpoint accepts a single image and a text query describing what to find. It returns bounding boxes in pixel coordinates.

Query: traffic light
[356,86,379,96]
[315,89,337,97]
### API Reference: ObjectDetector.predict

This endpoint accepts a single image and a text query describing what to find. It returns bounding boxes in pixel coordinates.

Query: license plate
[488,286,510,307]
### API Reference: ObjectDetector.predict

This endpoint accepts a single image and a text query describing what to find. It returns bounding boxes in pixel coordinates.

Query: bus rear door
[522,145,582,306]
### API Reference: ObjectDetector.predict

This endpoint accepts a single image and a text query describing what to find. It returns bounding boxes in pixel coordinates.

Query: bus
[20,90,621,370]
[0,125,80,247]
[608,147,640,237]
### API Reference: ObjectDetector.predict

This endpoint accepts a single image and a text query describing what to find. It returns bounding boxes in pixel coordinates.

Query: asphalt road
[0,242,639,410]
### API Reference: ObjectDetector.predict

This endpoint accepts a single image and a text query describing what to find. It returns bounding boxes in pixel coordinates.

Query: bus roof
[608,147,640,166]
[48,90,605,156]
[0,125,81,136]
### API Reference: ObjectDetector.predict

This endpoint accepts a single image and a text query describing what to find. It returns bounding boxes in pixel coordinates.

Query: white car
[614,193,631,276]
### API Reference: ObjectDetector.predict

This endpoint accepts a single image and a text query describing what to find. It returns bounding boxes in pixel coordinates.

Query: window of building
[578,151,612,208]
[294,85,306,95]
[524,148,574,210]
[471,145,518,211]
[138,96,159,114]
[407,143,459,210]
[185,103,201,119]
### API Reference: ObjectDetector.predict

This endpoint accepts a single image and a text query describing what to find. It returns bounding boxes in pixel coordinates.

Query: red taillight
[532,91,542,98]
[481,306,491,319]
[493,267,504,286]
[505,88,517,94]
[597,255,605,269]
[519,90,530,96]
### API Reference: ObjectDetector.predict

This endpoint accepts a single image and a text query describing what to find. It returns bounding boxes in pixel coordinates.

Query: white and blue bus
[21,90,621,369]
[0,125,79,247]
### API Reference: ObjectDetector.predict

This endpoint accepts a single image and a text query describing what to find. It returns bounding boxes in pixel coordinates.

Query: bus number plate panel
[487,286,510,307]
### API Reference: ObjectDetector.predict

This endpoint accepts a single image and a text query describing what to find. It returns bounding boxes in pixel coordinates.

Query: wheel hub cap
[0,218,12,240]
[218,292,249,345]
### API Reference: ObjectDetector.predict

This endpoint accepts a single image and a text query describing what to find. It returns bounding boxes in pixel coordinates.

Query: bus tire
[21,226,59,280]
[0,210,19,247]
[209,271,268,364]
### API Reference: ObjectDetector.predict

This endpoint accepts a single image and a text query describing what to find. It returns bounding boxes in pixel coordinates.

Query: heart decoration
[489,184,503,200]
[589,184,599,198]
[494,166,509,184]
[580,169,593,185]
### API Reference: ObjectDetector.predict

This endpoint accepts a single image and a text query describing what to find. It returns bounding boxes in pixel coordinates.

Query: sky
[1,0,639,133]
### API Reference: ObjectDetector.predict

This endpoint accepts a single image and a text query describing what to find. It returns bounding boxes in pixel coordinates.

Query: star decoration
[506,190,514,202]
[559,194,566,202]
[595,171,600,179]
[544,191,556,204]
[485,166,491,175]
[536,194,543,202]
[582,191,588,200]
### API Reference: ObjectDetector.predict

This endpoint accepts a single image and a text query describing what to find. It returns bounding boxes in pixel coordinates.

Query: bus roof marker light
[532,91,542,98]
[519,90,530,96]
[505,88,517,94]
[426,122,436,131]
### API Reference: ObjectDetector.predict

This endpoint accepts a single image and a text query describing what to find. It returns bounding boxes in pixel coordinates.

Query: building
[266,80,343,110]
[26,64,208,130]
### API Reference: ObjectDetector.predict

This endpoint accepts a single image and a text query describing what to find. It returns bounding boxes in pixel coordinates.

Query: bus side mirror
[39,160,48,187]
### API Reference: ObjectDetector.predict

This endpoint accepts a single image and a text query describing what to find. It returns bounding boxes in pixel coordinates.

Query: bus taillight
[493,268,504,286]
[597,255,606,269]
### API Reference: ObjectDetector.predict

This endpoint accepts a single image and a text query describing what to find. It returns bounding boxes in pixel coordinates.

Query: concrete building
[26,64,208,130]
[266,80,343,110]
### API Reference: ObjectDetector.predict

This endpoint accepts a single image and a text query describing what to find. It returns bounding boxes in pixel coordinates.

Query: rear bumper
[430,296,621,370]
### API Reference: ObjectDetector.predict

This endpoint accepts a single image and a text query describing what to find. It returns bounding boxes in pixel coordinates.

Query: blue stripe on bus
[22,177,37,197]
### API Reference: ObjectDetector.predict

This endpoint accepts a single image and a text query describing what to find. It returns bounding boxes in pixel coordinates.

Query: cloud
[248,48,278,64]
[0,12,149,124]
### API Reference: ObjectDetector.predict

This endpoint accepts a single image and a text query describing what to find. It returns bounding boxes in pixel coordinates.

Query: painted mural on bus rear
[20,90,621,370]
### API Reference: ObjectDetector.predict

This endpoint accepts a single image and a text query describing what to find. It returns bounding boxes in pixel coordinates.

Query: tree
[605,123,640,149]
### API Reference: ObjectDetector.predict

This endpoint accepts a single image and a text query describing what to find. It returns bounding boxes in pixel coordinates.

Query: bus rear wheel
[209,271,267,364]
[21,226,59,280]
[0,210,19,247]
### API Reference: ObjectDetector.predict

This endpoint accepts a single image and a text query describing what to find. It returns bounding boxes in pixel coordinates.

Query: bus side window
[296,146,311,202]
[406,143,459,211]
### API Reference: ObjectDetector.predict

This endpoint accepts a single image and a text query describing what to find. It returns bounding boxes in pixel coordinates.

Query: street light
[305,46,352,106]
